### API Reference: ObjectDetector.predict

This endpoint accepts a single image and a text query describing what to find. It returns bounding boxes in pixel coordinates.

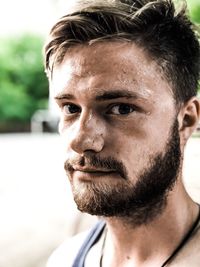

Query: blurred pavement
[0,133,96,267]
[0,133,199,267]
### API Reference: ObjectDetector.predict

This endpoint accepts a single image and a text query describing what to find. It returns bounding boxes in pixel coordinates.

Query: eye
[108,104,135,115]
[63,104,81,115]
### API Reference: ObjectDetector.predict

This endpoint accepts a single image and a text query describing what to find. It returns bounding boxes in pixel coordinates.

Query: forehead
[51,41,172,100]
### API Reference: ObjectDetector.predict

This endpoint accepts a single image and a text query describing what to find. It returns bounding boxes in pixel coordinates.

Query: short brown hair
[44,0,200,103]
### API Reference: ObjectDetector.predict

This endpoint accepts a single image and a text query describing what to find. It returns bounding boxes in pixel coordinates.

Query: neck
[102,181,199,267]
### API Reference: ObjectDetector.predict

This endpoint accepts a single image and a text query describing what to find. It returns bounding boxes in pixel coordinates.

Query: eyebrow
[95,90,141,101]
[54,89,147,101]
[54,93,75,100]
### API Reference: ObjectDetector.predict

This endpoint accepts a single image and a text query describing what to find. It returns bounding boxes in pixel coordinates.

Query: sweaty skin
[51,42,175,176]
[50,42,200,267]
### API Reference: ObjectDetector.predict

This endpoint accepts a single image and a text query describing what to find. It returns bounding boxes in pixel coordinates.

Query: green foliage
[186,0,200,23]
[0,34,48,124]
[0,2,199,128]
[186,0,200,94]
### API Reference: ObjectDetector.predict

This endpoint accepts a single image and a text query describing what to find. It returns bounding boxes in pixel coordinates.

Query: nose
[67,112,105,154]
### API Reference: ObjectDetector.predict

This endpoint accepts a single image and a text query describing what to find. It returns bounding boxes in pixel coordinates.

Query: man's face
[50,42,181,223]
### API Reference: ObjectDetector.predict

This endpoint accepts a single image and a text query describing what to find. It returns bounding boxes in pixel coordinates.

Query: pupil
[68,104,80,113]
[119,104,131,114]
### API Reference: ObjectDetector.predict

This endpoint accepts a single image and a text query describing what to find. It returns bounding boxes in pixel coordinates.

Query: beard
[64,119,181,225]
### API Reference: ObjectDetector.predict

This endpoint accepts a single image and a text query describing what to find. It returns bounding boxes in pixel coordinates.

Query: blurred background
[0,0,199,267]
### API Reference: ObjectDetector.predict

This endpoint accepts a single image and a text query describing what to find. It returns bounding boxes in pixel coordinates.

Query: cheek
[107,115,148,141]
[107,117,172,175]
[107,126,150,177]
[147,114,175,150]
[115,137,151,173]
[107,116,148,148]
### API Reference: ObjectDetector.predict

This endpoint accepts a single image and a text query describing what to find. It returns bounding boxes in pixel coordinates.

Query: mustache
[64,154,128,180]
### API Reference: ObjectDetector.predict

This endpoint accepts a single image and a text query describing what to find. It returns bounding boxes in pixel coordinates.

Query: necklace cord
[161,205,200,267]
[100,227,107,267]
[99,206,200,267]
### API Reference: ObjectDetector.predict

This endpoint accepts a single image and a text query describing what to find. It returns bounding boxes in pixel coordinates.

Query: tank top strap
[72,220,106,267]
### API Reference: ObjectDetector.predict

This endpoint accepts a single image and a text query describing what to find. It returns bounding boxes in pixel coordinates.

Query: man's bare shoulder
[47,230,89,267]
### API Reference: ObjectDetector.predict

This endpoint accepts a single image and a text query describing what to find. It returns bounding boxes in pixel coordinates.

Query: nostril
[70,132,105,154]
[68,115,106,154]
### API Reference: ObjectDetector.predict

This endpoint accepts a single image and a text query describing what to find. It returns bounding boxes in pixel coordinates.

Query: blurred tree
[0,34,48,130]
[186,0,200,94]
[0,2,199,131]
[186,0,200,23]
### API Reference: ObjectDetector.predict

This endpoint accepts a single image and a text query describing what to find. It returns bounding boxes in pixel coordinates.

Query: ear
[178,97,200,145]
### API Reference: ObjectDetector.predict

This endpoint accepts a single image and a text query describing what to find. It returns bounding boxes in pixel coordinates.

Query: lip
[75,168,115,174]
[72,168,118,181]
[72,166,116,173]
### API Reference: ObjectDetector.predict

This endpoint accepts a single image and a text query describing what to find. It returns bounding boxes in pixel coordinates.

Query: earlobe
[178,97,200,143]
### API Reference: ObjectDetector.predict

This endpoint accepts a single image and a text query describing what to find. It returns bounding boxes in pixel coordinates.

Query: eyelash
[60,102,138,117]
[62,103,81,115]
[106,103,136,115]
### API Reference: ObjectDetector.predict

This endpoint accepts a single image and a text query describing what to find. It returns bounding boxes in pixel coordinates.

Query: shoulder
[46,230,89,267]
[46,220,105,267]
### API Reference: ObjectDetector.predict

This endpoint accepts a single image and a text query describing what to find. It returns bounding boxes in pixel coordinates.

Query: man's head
[45,0,200,104]
[44,0,200,224]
